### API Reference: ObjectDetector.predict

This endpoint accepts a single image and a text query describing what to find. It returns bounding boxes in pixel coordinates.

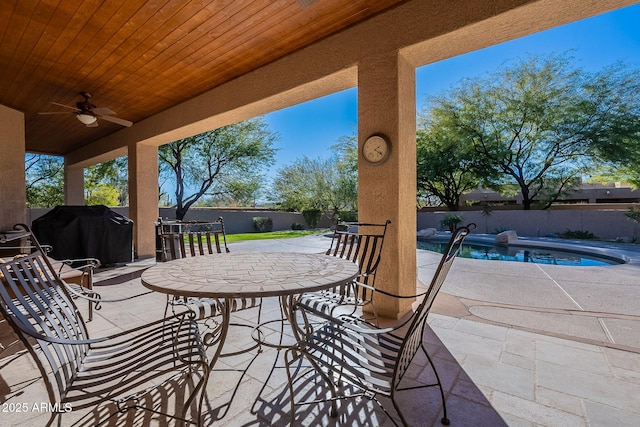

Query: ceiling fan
[38,92,133,128]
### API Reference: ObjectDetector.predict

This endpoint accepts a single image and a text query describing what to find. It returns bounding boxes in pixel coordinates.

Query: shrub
[291,223,304,230]
[302,209,322,228]
[337,210,358,222]
[440,214,463,232]
[557,229,597,240]
[252,216,273,232]
[626,204,640,223]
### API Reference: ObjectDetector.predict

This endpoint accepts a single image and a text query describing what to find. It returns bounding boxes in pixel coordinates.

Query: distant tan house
[460,183,640,208]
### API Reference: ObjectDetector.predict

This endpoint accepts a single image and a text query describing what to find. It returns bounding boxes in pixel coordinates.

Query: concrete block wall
[28,207,333,235]
[27,207,639,241]
[418,210,640,241]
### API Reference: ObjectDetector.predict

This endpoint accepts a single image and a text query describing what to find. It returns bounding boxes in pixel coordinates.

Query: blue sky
[262,3,640,181]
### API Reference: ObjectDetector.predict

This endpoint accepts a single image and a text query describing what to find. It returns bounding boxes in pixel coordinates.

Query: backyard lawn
[225,229,327,243]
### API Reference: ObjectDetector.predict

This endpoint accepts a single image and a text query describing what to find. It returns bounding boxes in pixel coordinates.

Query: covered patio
[2,1,640,425]
[2,235,639,425]
[1,0,636,319]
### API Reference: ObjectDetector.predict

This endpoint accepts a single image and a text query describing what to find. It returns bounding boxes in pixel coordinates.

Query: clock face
[362,135,390,164]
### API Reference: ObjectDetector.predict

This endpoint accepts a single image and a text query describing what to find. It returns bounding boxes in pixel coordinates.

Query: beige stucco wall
[358,51,418,318]
[64,163,84,205]
[0,104,26,230]
[128,142,159,259]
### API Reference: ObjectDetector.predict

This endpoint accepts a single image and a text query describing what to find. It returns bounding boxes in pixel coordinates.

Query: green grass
[225,229,327,243]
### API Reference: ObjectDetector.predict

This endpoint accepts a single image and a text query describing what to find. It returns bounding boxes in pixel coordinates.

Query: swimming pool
[416,240,624,266]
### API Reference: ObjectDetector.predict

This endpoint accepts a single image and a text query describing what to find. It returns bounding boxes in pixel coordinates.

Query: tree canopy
[25,154,64,208]
[419,53,640,209]
[159,117,278,219]
[84,157,128,206]
[25,154,127,208]
[416,113,486,210]
[271,135,358,217]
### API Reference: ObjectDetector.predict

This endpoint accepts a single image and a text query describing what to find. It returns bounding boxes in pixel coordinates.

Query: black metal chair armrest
[56,257,101,270]
[60,280,152,305]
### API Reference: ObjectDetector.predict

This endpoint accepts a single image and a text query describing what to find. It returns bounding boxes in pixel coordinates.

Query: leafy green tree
[159,117,278,220]
[84,158,128,206]
[85,183,120,206]
[225,176,264,207]
[272,135,358,218]
[584,67,640,189]
[416,113,486,210]
[426,53,640,209]
[25,154,64,208]
[195,174,264,207]
[26,154,126,208]
[272,156,332,211]
[589,136,640,189]
[329,134,358,214]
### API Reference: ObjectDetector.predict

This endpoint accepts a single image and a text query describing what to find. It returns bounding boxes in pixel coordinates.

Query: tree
[416,113,486,210]
[195,174,265,207]
[25,154,64,208]
[271,135,358,218]
[85,158,128,206]
[26,154,127,208]
[426,53,640,209]
[159,117,278,220]
[329,134,358,215]
[85,184,120,206]
[584,67,640,188]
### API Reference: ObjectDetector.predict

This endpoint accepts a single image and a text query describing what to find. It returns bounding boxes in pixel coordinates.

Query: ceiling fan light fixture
[76,113,97,125]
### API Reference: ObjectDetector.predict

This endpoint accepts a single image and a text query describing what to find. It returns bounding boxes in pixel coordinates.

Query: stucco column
[128,142,158,259]
[358,51,416,319]
[64,163,85,205]
[0,105,26,230]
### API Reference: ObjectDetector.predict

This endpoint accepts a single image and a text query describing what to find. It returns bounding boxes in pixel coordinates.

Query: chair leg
[421,342,450,425]
[86,270,94,321]
[284,347,340,425]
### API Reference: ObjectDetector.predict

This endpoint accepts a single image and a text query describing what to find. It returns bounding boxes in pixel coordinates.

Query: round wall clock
[362,134,391,165]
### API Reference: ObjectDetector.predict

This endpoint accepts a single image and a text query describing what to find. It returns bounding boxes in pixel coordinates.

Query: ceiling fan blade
[86,121,99,128]
[38,111,73,115]
[49,101,80,111]
[92,107,116,115]
[98,114,133,127]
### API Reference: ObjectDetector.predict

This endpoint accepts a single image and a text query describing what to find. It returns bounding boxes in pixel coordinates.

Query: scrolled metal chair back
[326,220,390,292]
[0,253,90,404]
[394,224,474,383]
[159,217,229,261]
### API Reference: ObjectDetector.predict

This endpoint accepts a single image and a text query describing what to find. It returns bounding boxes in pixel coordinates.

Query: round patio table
[141,251,358,366]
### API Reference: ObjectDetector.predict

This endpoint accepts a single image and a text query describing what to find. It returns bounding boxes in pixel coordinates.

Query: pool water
[416,241,622,266]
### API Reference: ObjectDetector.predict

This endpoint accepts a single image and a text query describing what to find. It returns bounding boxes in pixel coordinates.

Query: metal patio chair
[297,220,390,323]
[0,223,101,320]
[157,217,261,345]
[285,224,474,426]
[0,252,210,426]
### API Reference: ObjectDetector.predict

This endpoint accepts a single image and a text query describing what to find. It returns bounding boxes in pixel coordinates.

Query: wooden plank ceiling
[0,0,403,155]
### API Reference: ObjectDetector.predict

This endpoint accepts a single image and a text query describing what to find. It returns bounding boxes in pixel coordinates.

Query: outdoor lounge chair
[157,217,261,344]
[0,251,210,426]
[285,224,474,426]
[0,223,101,320]
[297,220,390,323]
